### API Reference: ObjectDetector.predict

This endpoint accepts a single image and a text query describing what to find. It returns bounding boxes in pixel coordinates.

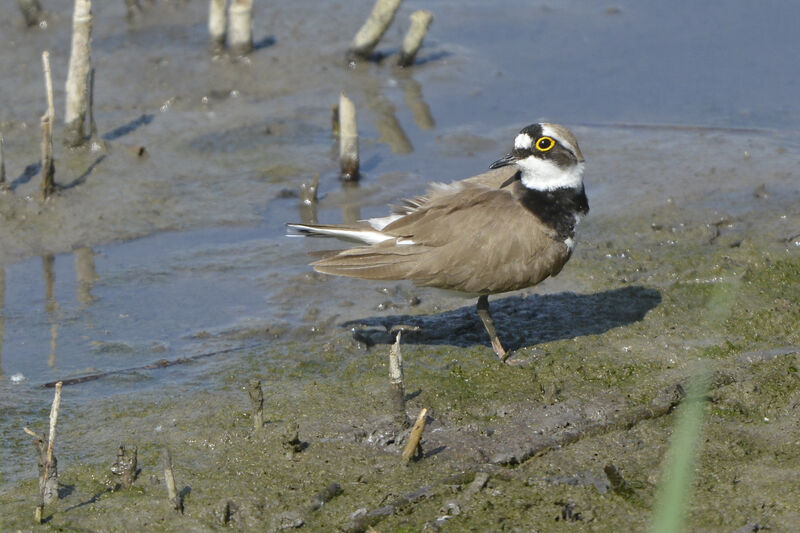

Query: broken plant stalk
[41,51,55,199]
[402,407,427,461]
[248,378,264,432]
[228,0,253,56]
[347,0,403,61]
[162,448,183,512]
[338,93,359,181]
[33,381,62,522]
[64,0,93,147]
[208,0,227,54]
[397,10,433,67]
[389,331,409,428]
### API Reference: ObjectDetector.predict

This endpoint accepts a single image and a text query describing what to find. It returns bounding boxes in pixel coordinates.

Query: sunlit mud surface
[1,1,798,531]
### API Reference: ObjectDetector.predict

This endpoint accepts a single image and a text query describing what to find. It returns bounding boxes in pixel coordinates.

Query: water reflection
[0,248,99,376]
[340,181,362,225]
[0,268,5,377]
[74,247,98,306]
[298,198,318,225]
[398,71,435,131]
[298,174,320,225]
[362,75,414,154]
[42,254,57,314]
[42,254,59,368]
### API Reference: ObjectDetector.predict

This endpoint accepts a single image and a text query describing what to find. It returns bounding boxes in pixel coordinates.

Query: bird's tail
[286,222,391,245]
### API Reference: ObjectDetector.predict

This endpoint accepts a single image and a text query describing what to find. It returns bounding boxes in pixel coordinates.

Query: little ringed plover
[288,123,588,362]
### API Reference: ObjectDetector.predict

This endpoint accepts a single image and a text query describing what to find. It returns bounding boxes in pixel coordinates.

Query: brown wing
[389,166,519,216]
[311,181,571,295]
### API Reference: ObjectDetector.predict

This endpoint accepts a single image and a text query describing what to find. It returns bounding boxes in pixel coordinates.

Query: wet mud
[1,1,800,531]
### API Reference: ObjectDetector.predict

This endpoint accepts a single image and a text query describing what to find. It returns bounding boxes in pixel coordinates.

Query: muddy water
[1,0,799,525]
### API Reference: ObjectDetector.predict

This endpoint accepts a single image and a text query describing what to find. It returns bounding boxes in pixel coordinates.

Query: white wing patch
[367,214,403,230]
[287,223,392,244]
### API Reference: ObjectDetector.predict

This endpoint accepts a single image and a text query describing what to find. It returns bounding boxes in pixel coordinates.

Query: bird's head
[490,123,585,192]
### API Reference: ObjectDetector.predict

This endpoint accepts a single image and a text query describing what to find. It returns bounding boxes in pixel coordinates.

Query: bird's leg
[476,295,508,362]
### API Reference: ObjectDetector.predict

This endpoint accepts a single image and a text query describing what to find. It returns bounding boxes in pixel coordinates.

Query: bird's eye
[535,136,555,152]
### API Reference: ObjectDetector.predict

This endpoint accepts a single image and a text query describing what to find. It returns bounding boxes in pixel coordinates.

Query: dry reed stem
[64,0,92,147]
[248,378,264,432]
[42,51,54,122]
[41,51,56,199]
[162,448,183,512]
[347,0,403,61]
[402,407,427,460]
[40,117,55,199]
[389,332,409,427]
[228,0,253,56]
[34,381,62,521]
[397,10,433,67]
[338,93,359,180]
[208,0,227,54]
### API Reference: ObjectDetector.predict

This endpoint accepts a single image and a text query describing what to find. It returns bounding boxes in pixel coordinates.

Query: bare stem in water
[347,0,403,61]
[64,0,93,147]
[397,10,433,67]
[338,93,359,181]
[208,0,227,54]
[41,51,56,199]
[228,0,253,56]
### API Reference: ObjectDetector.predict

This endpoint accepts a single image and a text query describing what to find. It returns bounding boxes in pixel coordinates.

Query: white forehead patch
[514,133,532,150]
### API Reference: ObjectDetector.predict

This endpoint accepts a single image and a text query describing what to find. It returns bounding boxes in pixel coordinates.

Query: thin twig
[44,342,261,388]
[88,67,97,138]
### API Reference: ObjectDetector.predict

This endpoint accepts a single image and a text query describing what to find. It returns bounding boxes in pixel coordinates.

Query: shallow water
[1,0,799,487]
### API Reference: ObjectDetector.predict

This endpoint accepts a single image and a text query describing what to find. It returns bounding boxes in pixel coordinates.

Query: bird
[287,123,588,362]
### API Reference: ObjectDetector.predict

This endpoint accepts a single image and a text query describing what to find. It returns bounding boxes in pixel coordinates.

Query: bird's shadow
[343,286,661,352]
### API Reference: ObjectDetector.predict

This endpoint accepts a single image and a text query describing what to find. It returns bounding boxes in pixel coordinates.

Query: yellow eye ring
[535,136,555,152]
